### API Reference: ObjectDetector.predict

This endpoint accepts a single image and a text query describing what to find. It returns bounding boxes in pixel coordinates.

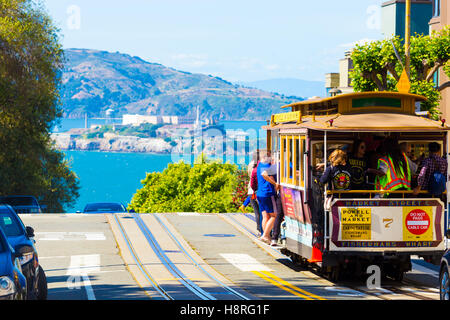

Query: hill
[60,49,300,121]
[240,78,325,99]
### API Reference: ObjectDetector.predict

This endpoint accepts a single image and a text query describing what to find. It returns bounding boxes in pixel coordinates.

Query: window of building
[433,0,441,17]
[280,134,305,188]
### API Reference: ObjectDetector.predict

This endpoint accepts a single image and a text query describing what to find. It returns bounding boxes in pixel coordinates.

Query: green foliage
[444,60,450,78]
[0,0,80,212]
[129,156,246,213]
[231,168,249,209]
[410,80,441,119]
[350,27,450,119]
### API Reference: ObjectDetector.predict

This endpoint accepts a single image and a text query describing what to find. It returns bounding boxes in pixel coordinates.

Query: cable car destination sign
[271,111,302,126]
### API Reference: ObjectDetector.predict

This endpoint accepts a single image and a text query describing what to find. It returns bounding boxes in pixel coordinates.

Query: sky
[42,0,385,83]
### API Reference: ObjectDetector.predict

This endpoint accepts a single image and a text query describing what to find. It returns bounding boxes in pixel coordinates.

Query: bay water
[59,119,267,212]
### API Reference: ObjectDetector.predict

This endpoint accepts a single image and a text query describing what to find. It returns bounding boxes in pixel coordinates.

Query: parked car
[0,227,27,300]
[440,229,450,300]
[81,202,128,214]
[0,205,47,300]
[0,196,46,214]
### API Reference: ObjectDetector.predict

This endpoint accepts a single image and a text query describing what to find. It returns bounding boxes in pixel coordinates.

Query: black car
[0,205,47,299]
[0,227,27,300]
[82,202,128,214]
[0,196,45,214]
[440,230,450,300]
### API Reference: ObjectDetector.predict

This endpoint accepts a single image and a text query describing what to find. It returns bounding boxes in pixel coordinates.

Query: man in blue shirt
[256,150,279,244]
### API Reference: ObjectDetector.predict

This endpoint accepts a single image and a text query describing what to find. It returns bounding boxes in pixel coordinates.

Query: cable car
[264,91,449,281]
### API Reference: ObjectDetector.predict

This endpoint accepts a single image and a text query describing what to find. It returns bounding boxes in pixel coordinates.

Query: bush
[129,156,247,213]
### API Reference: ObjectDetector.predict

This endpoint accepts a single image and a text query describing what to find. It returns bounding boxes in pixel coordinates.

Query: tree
[0,0,80,212]
[129,156,243,213]
[350,27,450,119]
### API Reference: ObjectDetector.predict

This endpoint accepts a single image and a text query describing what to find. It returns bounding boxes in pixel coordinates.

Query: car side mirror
[25,226,35,238]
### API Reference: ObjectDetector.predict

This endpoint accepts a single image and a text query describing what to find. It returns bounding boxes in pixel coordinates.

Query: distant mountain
[60,49,300,121]
[240,78,325,99]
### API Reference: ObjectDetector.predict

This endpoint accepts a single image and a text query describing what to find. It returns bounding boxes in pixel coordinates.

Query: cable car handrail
[325,189,445,199]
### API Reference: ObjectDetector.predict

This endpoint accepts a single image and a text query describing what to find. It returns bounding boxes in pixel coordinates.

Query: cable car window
[281,136,287,183]
[280,134,305,188]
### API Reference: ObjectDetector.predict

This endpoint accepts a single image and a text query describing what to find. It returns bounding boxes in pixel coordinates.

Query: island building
[122,114,195,126]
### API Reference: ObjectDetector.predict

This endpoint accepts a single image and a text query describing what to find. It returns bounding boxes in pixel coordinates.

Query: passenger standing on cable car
[256,150,279,245]
[375,138,414,197]
[348,140,369,193]
[320,149,352,197]
[412,142,447,198]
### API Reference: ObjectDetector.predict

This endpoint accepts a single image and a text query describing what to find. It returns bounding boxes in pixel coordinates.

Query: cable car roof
[267,91,449,132]
[264,112,449,132]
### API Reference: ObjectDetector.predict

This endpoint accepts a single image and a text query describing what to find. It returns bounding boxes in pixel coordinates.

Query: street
[20,212,442,301]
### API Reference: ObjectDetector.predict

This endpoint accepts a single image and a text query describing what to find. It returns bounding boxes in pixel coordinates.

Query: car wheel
[36,266,48,300]
[440,267,449,300]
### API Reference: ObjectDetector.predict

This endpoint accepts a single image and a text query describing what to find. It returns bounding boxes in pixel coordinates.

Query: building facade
[429,0,449,120]
[382,0,433,38]
[325,52,354,97]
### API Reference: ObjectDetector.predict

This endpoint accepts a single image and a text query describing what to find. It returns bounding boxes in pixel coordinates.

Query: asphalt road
[20,214,148,300]
[19,213,443,301]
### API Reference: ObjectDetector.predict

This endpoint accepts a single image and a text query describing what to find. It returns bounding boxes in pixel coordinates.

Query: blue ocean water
[60,119,267,212]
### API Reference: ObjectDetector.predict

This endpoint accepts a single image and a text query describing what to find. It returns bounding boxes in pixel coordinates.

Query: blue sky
[42,0,384,82]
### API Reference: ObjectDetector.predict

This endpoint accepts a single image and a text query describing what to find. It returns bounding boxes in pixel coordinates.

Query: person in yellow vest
[375,138,415,198]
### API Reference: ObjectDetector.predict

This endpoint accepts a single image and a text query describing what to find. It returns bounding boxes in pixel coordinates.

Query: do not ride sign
[403,207,433,241]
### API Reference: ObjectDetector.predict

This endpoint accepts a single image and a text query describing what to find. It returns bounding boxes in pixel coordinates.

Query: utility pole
[405,0,411,79]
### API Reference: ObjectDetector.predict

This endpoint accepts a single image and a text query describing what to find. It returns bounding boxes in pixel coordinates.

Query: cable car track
[113,212,252,300]
[150,213,251,300]
[112,213,172,300]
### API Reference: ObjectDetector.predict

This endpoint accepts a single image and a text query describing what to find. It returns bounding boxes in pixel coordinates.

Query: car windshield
[0,196,37,206]
[0,208,24,237]
[84,203,126,212]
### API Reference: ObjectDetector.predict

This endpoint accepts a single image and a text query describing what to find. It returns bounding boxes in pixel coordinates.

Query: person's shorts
[257,196,277,214]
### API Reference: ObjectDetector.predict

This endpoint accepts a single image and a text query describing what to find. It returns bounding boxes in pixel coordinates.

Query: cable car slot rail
[112,213,172,300]
[129,212,217,300]
[151,213,251,300]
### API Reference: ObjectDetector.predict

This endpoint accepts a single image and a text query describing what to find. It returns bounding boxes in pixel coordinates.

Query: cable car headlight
[0,276,15,296]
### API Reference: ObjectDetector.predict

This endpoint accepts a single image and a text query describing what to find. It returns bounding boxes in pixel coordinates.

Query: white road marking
[39,256,69,260]
[220,253,272,272]
[82,275,96,300]
[177,212,200,216]
[66,254,100,301]
[35,232,106,241]
[66,254,101,275]
[324,286,367,297]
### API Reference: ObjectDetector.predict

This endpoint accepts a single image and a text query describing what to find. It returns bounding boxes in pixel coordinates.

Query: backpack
[428,158,446,196]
